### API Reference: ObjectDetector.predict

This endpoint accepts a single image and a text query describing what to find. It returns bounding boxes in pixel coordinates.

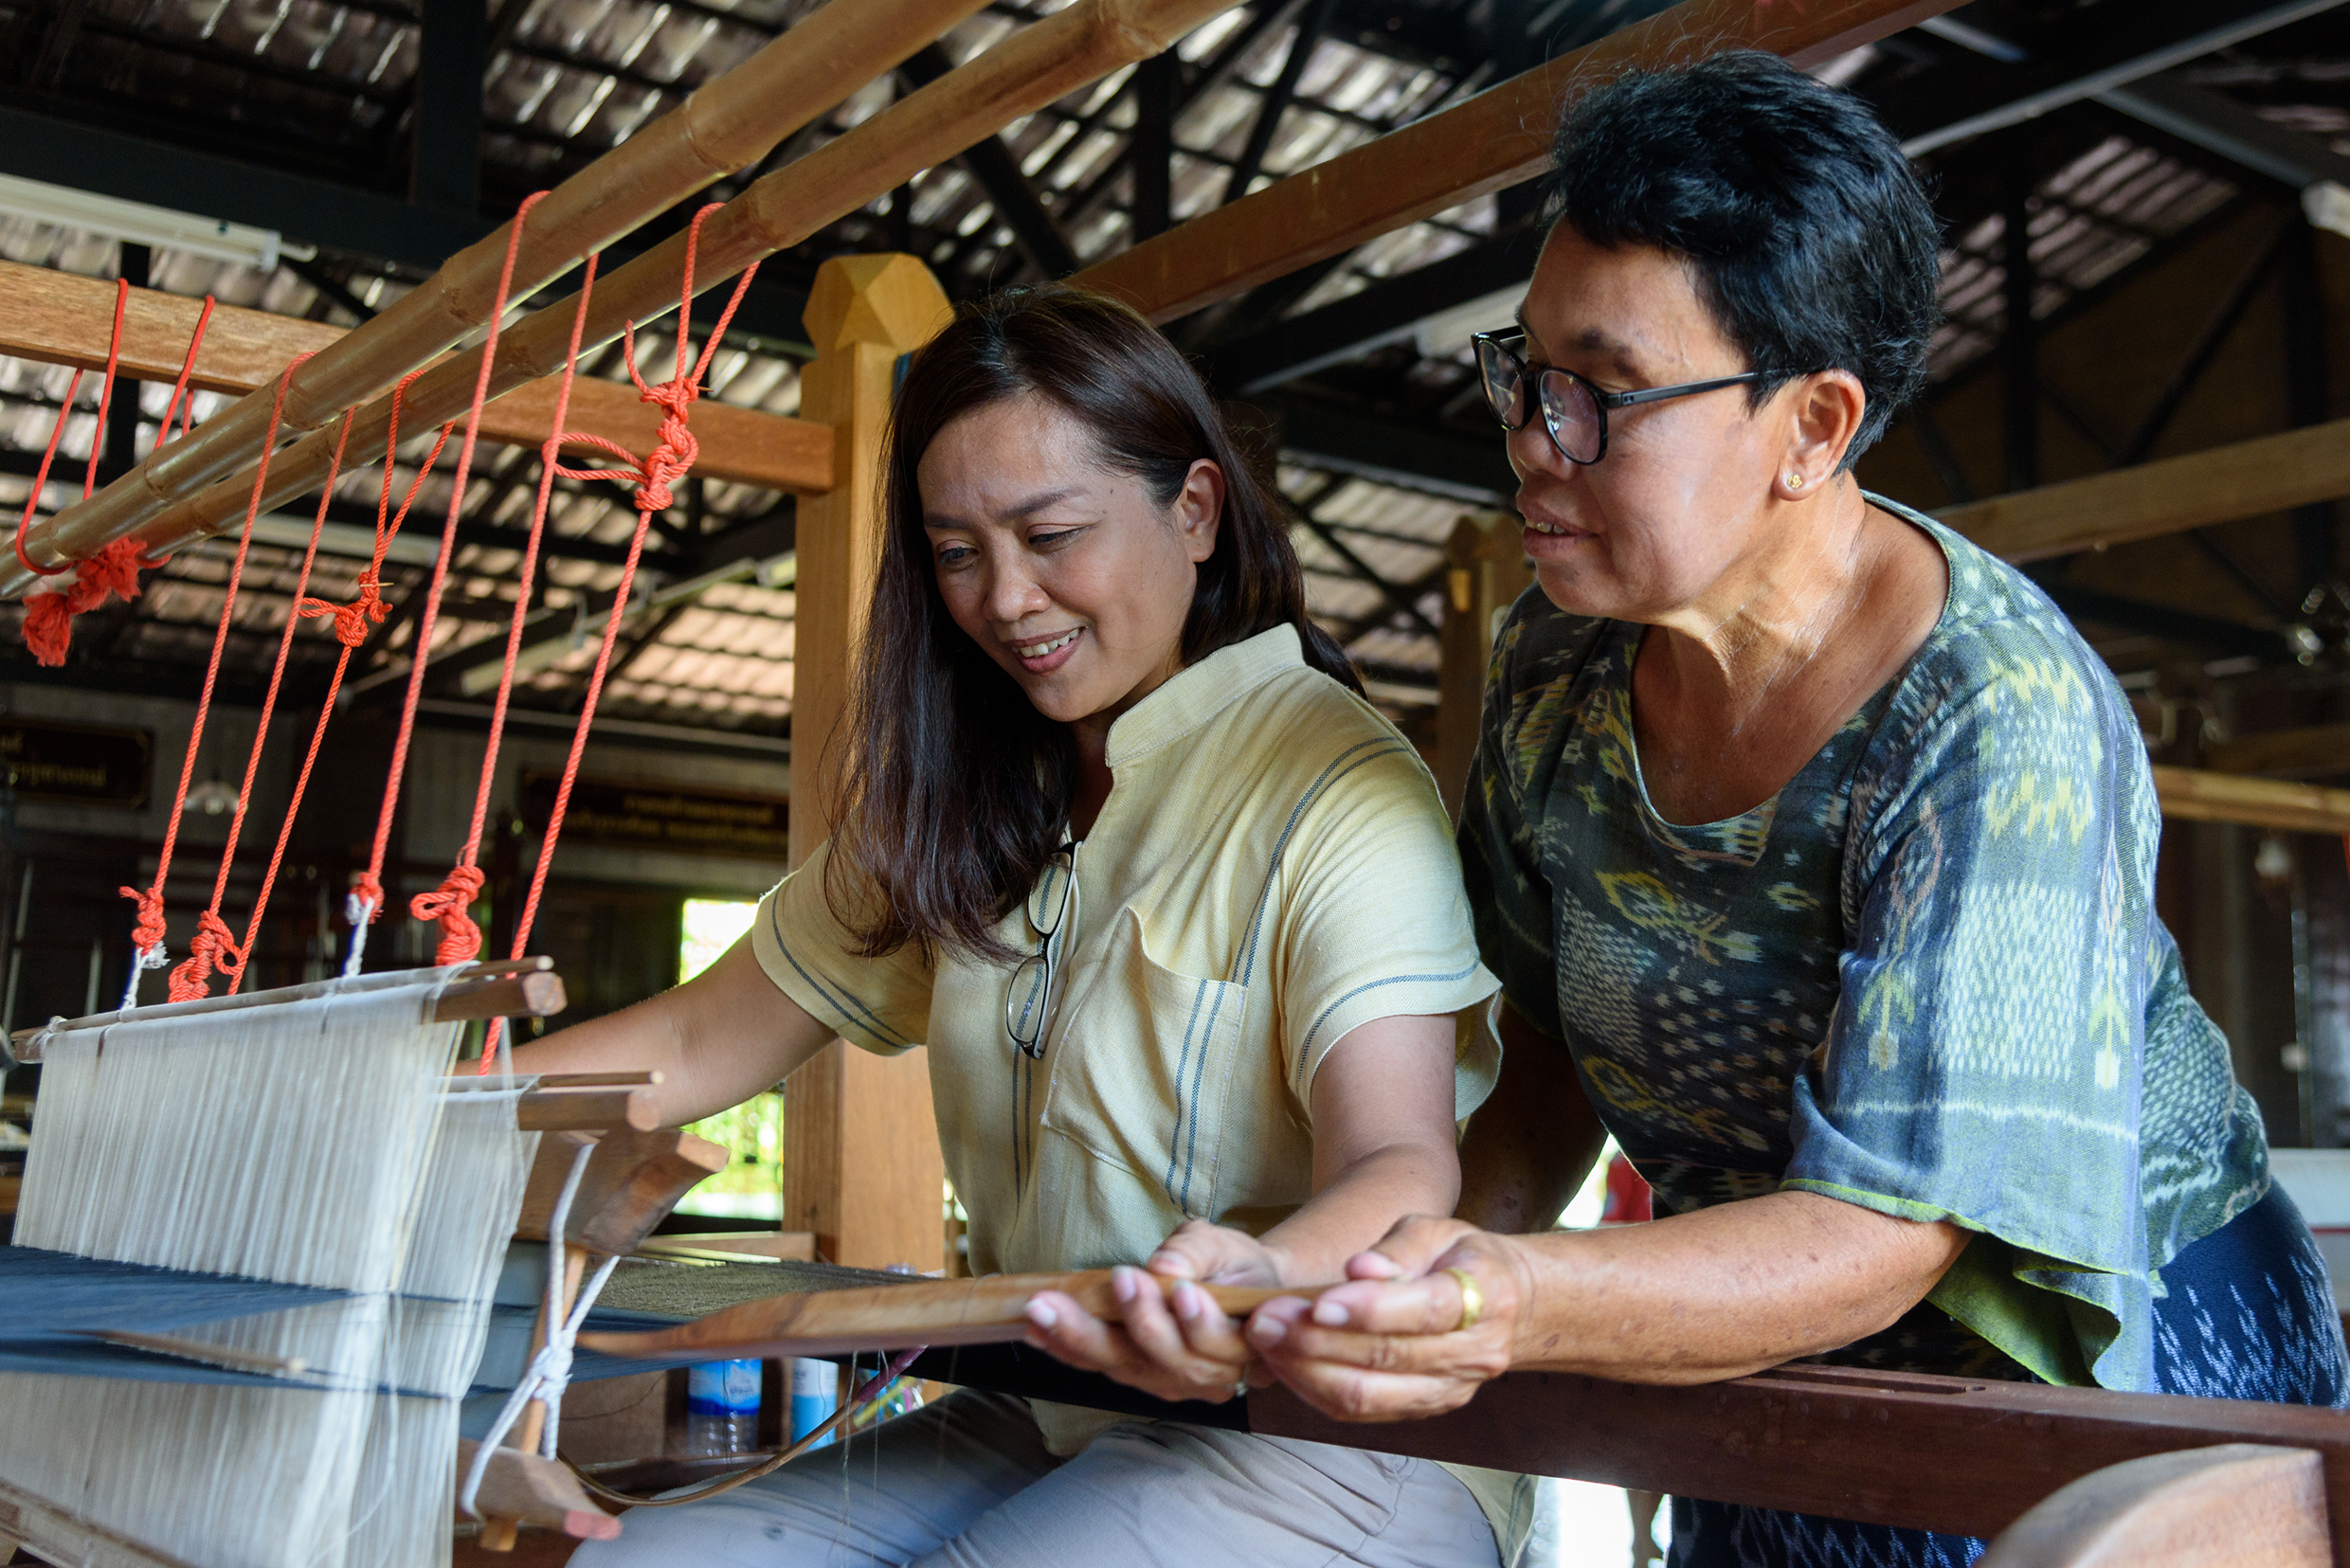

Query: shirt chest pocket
[1040,907,1250,1218]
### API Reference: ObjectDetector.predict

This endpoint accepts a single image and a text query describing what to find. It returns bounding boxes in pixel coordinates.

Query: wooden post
[784,254,953,1273]
[1435,511,1532,821]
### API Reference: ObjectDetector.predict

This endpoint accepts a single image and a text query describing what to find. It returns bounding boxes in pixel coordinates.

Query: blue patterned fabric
[1459,501,2269,1393]
[1667,1184,2349,1568]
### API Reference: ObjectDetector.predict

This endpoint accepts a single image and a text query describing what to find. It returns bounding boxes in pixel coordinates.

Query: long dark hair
[824,283,1358,963]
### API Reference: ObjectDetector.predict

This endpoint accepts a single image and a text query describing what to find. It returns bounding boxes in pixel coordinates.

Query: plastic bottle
[685,1358,761,1456]
[788,1358,839,1448]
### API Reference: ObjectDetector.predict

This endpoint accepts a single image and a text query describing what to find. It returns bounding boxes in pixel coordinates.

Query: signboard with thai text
[0,717,153,808]
[519,773,788,860]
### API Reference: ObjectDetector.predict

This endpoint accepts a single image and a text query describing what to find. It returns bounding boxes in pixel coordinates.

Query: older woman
[1246,50,2348,1567]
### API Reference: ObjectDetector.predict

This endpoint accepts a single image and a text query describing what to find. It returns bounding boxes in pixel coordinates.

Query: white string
[118,943,168,1011]
[341,892,377,979]
[457,1138,620,1519]
[5,969,533,1568]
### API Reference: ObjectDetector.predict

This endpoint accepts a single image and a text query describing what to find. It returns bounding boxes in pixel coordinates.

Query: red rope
[374,190,551,975]
[334,374,455,964]
[17,283,215,668]
[13,364,81,586]
[80,279,130,504]
[121,353,313,1001]
[219,410,359,995]
[478,203,757,1068]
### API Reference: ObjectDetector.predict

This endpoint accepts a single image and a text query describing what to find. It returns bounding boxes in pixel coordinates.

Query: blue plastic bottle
[788,1358,839,1447]
[686,1358,761,1455]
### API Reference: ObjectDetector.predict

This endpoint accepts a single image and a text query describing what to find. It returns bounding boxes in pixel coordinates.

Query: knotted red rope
[119,353,312,1003]
[18,283,214,668]
[473,204,758,1069]
[201,409,363,995]
[355,190,551,984]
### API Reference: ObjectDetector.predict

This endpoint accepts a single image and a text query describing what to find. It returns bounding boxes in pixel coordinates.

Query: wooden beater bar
[0,0,1246,602]
[4,0,992,591]
[578,1269,1287,1362]
[4,958,567,1064]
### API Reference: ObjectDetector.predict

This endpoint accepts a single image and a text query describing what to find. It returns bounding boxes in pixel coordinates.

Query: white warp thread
[458,1138,619,1519]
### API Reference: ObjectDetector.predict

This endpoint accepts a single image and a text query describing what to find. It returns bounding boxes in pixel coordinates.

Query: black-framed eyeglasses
[1472,331,1763,466]
[1005,840,1078,1060]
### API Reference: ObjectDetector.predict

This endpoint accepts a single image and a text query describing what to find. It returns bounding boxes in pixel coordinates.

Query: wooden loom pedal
[1977,1443,2329,1568]
[478,1126,729,1551]
[454,1441,620,1544]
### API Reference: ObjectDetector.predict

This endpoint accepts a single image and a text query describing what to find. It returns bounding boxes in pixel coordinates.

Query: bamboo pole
[1,0,1243,601]
[0,260,835,492]
[1071,0,1963,323]
[7,0,991,586]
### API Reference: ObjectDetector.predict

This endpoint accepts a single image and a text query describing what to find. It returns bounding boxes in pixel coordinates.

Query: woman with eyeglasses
[525,286,1526,1568]
[1243,51,2345,1568]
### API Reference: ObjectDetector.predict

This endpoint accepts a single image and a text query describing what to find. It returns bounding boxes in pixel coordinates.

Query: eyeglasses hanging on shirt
[1006,839,1079,1060]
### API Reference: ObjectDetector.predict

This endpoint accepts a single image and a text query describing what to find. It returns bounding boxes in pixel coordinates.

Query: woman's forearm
[1261,1141,1459,1286]
[509,937,833,1126]
[1497,1191,1968,1382]
[1455,1002,1608,1233]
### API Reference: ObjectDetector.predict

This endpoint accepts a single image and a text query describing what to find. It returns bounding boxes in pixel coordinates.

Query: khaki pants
[569,1389,1502,1568]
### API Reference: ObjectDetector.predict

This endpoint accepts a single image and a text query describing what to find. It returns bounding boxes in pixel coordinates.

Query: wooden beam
[1071,0,1964,323]
[2203,723,2350,779]
[1436,511,1531,820]
[1938,418,2350,565]
[0,0,991,584]
[2150,766,2350,836]
[6,0,1240,599]
[0,1474,201,1568]
[0,261,832,496]
[513,1127,730,1256]
[1243,1365,2350,1566]
[784,252,951,1275]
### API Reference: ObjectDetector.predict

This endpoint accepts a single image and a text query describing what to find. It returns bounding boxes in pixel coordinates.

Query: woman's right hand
[1244,1216,1528,1422]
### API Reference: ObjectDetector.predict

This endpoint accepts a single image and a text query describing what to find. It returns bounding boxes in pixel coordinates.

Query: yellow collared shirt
[753,625,1527,1551]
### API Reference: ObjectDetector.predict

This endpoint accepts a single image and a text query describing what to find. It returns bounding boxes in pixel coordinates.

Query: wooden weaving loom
[8,0,2350,1565]
[0,6,1276,1565]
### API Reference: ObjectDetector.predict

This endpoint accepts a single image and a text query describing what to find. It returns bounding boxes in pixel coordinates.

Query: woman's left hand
[1022,1219,1282,1403]
[1244,1216,1527,1422]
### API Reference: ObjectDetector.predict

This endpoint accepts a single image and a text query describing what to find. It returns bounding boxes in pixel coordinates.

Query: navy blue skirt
[1670,1184,2350,1568]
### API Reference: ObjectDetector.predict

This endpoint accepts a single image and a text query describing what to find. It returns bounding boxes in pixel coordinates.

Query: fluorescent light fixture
[0,172,311,270]
[2306,181,2350,241]
[246,514,440,568]
[1414,285,1527,360]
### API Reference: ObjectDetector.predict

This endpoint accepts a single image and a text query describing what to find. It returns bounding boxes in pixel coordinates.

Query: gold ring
[1443,1266,1483,1333]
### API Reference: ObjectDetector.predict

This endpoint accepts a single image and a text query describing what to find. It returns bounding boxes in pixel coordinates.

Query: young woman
[528,285,1525,1567]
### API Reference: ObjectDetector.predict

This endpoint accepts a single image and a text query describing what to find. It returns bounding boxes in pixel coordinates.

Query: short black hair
[1542,51,1941,466]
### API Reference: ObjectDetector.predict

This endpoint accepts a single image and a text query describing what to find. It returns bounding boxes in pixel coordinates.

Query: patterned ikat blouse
[1460,500,2270,1392]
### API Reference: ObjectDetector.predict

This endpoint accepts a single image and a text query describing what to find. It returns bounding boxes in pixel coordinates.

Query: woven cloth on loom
[480,1254,913,1387]
[0,1243,913,1388]
[0,1245,355,1386]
